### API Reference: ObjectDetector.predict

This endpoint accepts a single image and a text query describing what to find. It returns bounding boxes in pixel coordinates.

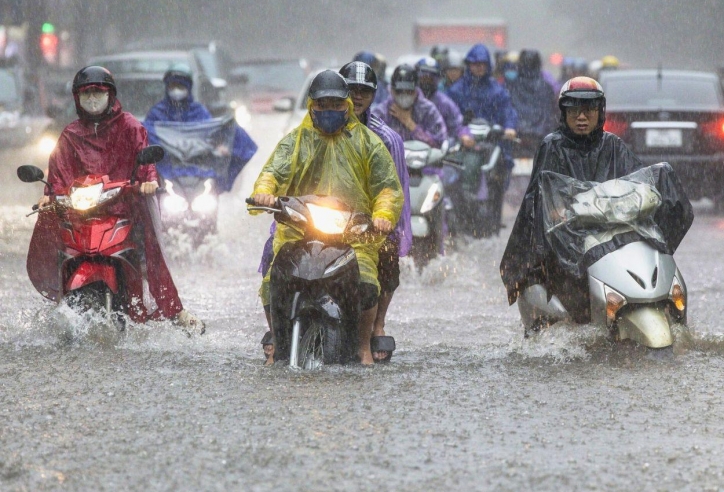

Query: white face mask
[394,93,416,110]
[168,88,189,101]
[79,91,109,115]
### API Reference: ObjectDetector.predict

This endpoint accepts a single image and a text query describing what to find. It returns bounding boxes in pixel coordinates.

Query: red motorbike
[18,145,164,328]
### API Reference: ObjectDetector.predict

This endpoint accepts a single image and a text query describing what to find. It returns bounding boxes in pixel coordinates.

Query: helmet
[72,66,116,95]
[374,53,387,81]
[430,45,449,63]
[308,70,349,100]
[601,55,620,69]
[353,50,385,78]
[444,50,464,71]
[558,76,606,126]
[415,57,440,77]
[163,63,193,89]
[518,50,542,76]
[390,64,418,91]
[339,61,377,90]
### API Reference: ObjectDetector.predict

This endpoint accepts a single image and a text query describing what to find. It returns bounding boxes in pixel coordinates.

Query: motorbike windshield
[151,116,237,180]
[539,164,683,277]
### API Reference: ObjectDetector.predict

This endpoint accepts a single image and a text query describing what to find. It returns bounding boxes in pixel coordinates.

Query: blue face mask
[504,70,518,82]
[312,109,348,134]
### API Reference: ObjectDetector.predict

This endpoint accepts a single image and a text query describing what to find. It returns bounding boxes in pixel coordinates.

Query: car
[88,50,229,117]
[600,69,724,205]
[229,58,317,113]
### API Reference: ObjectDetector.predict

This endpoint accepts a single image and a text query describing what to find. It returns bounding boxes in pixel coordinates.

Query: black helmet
[163,63,193,89]
[308,70,349,100]
[518,50,542,77]
[430,45,449,62]
[390,64,418,91]
[72,66,116,95]
[415,57,440,77]
[339,61,377,90]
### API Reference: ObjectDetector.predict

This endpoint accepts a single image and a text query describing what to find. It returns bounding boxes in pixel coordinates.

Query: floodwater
[2,114,724,491]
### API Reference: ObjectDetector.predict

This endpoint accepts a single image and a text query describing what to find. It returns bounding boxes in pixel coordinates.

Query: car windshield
[234,60,308,92]
[96,56,189,75]
[115,78,166,120]
[0,68,19,105]
[605,76,722,108]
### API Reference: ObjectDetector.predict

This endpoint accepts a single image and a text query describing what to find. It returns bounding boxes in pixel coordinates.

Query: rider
[353,51,389,107]
[415,56,474,148]
[500,77,693,330]
[144,63,257,193]
[33,66,204,332]
[372,64,447,148]
[440,50,465,93]
[340,60,412,362]
[250,70,403,366]
[505,50,557,150]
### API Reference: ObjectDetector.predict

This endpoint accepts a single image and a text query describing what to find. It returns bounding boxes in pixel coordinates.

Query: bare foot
[263,344,275,366]
[358,349,374,365]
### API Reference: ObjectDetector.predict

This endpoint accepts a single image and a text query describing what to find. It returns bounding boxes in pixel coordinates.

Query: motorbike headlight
[405,150,429,169]
[306,203,351,235]
[37,135,58,157]
[285,206,308,223]
[191,179,217,213]
[162,181,188,214]
[234,104,252,128]
[70,183,103,211]
[420,182,442,214]
[98,187,121,205]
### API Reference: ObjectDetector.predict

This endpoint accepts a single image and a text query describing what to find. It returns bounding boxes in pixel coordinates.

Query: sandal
[370,335,395,363]
[261,331,274,361]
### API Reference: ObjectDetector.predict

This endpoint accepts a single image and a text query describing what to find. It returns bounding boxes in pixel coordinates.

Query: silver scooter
[518,172,687,348]
[404,140,447,270]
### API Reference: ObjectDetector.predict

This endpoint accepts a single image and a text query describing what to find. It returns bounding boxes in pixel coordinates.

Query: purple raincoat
[372,89,448,148]
[427,90,472,140]
[365,110,412,257]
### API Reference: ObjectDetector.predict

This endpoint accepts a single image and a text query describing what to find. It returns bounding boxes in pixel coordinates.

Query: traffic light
[39,22,58,63]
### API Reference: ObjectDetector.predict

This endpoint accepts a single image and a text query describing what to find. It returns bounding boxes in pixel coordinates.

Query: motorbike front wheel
[64,282,126,332]
[297,318,343,368]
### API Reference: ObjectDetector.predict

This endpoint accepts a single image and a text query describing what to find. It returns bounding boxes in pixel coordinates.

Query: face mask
[79,91,109,115]
[504,70,518,82]
[312,109,348,134]
[168,88,189,101]
[394,93,415,109]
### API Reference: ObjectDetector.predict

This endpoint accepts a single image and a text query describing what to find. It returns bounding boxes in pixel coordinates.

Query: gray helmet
[308,70,349,100]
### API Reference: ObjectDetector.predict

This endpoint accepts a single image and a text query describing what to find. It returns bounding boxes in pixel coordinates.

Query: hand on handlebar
[37,195,51,209]
[251,193,277,207]
[460,134,476,149]
[140,181,159,195]
[373,218,393,233]
[503,128,518,141]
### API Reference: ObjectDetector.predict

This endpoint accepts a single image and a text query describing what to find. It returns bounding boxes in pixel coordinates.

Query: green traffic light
[41,23,55,34]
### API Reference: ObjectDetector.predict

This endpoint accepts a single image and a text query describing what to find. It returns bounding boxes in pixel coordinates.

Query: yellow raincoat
[252,98,403,305]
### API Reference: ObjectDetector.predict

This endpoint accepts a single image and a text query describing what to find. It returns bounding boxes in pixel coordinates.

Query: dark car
[600,69,724,205]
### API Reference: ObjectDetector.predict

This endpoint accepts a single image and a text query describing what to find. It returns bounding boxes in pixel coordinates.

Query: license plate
[645,129,682,147]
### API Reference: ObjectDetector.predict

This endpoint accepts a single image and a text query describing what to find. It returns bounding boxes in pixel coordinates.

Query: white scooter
[518,171,687,348]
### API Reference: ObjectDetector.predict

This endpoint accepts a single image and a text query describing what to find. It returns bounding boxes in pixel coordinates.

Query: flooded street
[2,115,724,491]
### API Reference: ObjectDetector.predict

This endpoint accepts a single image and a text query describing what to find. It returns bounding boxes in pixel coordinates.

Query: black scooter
[247,195,376,369]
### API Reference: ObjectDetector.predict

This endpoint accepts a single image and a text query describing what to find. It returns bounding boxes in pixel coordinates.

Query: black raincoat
[500,125,694,311]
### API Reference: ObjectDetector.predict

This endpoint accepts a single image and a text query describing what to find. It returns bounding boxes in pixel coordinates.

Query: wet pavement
[2,116,724,491]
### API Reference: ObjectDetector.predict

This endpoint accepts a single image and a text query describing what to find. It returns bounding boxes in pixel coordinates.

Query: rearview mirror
[17,165,46,183]
[136,145,165,165]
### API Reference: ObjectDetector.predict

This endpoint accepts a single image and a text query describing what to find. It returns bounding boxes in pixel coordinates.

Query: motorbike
[442,118,506,238]
[246,195,377,369]
[18,145,165,329]
[151,117,238,247]
[403,140,446,270]
[519,166,687,348]
[507,132,540,210]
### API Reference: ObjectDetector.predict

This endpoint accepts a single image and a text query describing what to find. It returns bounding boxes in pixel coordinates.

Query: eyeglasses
[566,106,600,116]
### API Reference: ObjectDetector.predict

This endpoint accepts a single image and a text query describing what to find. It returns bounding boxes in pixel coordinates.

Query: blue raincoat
[144,86,257,192]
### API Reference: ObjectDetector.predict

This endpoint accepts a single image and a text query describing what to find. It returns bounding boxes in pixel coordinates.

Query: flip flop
[261,331,273,361]
[370,335,395,363]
